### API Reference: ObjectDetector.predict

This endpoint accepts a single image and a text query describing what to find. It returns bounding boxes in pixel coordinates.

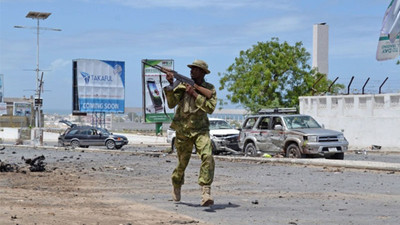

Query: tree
[219,37,342,113]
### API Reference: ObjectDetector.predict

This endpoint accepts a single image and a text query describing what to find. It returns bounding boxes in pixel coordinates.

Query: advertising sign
[376,35,400,61]
[13,102,32,116]
[142,59,174,123]
[73,59,125,113]
[0,74,3,102]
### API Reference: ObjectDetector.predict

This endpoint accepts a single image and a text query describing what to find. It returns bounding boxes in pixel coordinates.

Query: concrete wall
[299,93,400,150]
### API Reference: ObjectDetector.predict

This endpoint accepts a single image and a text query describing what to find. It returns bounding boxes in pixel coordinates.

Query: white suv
[167,118,240,155]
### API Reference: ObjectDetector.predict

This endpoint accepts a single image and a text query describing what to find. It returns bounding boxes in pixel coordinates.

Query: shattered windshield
[209,120,233,130]
[283,115,321,129]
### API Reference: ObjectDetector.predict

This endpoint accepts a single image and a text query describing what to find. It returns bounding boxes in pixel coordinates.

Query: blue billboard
[73,59,125,113]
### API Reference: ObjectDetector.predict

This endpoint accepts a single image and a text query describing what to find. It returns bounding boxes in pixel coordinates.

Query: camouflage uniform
[164,82,217,188]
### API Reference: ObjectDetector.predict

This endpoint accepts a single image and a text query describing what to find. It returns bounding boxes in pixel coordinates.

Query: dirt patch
[0,150,211,225]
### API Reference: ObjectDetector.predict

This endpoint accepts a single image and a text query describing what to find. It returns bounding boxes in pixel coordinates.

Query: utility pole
[15,11,61,145]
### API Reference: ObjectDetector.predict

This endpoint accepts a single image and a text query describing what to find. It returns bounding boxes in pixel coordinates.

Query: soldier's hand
[185,84,198,98]
[166,72,174,85]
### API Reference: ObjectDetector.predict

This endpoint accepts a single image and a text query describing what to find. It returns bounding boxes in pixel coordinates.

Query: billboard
[142,59,174,123]
[13,102,32,116]
[73,59,125,113]
[0,74,3,102]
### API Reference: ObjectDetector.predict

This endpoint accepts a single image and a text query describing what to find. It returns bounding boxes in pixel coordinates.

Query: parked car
[166,118,240,155]
[58,120,128,149]
[238,108,349,159]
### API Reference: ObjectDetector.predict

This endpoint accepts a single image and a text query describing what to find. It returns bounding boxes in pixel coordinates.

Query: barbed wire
[326,76,400,95]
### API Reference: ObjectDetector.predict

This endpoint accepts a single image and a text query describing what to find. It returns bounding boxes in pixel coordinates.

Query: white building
[300,93,400,150]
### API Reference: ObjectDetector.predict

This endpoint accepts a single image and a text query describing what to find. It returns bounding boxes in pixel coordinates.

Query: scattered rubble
[22,155,46,172]
[0,161,19,172]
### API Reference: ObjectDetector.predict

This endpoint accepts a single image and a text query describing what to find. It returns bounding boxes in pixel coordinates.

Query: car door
[268,116,286,153]
[90,128,104,146]
[254,116,272,152]
[77,128,91,146]
[239,117,258,147]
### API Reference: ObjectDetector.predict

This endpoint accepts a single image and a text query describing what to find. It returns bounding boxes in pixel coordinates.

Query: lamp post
[15,11,61,145]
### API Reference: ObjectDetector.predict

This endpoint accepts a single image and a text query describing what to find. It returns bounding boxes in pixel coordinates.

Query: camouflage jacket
[164,81,217,137]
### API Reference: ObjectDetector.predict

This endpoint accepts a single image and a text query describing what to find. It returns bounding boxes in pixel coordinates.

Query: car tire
[286,144,303,158]
[244,142,257,157]
[327,152,344,160]
[106,140,116,149]
[70,140,80,148]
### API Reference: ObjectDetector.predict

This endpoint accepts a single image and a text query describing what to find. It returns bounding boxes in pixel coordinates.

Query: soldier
[164,59,217,206]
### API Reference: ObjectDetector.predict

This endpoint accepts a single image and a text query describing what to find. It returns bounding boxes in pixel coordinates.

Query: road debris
[371,145,382,150]
[22,155,46,172]
[0,161,19,172]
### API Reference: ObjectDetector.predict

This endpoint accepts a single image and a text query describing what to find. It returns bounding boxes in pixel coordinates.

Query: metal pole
[379,77,389,94]
[36,18,40,128]
[347,76,354,95]
[326,77,339,94]
[15,11,61,145]
[362,77,370,95]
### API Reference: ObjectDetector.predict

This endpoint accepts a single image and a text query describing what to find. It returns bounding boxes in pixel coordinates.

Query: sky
[0,0,399,114]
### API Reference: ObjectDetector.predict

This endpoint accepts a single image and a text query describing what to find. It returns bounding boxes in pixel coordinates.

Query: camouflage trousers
[171,132,215,187]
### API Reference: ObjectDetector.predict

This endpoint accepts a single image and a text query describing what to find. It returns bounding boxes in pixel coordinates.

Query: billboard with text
[142,59,174,123]
[73,59,125,113]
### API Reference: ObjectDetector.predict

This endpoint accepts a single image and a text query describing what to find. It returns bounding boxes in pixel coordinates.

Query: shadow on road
[176,202,240,212]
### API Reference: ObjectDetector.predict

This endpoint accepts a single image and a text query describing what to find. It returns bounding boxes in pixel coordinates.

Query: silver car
[238,109,349,159]
[167,118,240,155]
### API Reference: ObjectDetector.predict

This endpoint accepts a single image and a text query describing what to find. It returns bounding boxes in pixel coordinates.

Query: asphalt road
[37,141,400,164]
[1,145,400,225]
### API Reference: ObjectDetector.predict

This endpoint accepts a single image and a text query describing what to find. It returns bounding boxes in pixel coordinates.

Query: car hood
[290,128,343,136]
[210,129,239,136]
[110,134,128,139]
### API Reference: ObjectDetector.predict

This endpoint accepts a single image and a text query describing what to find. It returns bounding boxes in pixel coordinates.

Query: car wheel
[327,152,344,160]
[244,142,257,157]
[286,144,302,158]
[70,140,80,148]
[106,140,116,149]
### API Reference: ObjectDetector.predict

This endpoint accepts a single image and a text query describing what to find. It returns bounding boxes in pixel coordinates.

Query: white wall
[300,93,400,150]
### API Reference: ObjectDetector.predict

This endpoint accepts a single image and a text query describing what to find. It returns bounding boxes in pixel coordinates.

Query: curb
[216,155,400,172]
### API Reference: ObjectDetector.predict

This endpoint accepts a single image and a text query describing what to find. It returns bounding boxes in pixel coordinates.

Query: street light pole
[14,11,61,145]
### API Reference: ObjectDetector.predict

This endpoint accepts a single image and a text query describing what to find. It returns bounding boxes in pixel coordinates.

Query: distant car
[58,120,128,149]
[167,118,240,155]
[238,108,348,159]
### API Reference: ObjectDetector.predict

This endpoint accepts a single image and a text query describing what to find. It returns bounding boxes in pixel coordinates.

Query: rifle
[142,60,213,99]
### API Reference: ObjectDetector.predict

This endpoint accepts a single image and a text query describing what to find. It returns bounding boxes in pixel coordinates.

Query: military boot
[172,186,181,202]
[201,185,214,206]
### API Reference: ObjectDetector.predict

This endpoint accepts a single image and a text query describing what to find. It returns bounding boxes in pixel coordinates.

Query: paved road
[1,145,399,225]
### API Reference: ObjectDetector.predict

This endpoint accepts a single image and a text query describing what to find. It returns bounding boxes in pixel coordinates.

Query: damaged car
[238,108,349,159]
[167,118,240,155]
[58,120,128,149]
